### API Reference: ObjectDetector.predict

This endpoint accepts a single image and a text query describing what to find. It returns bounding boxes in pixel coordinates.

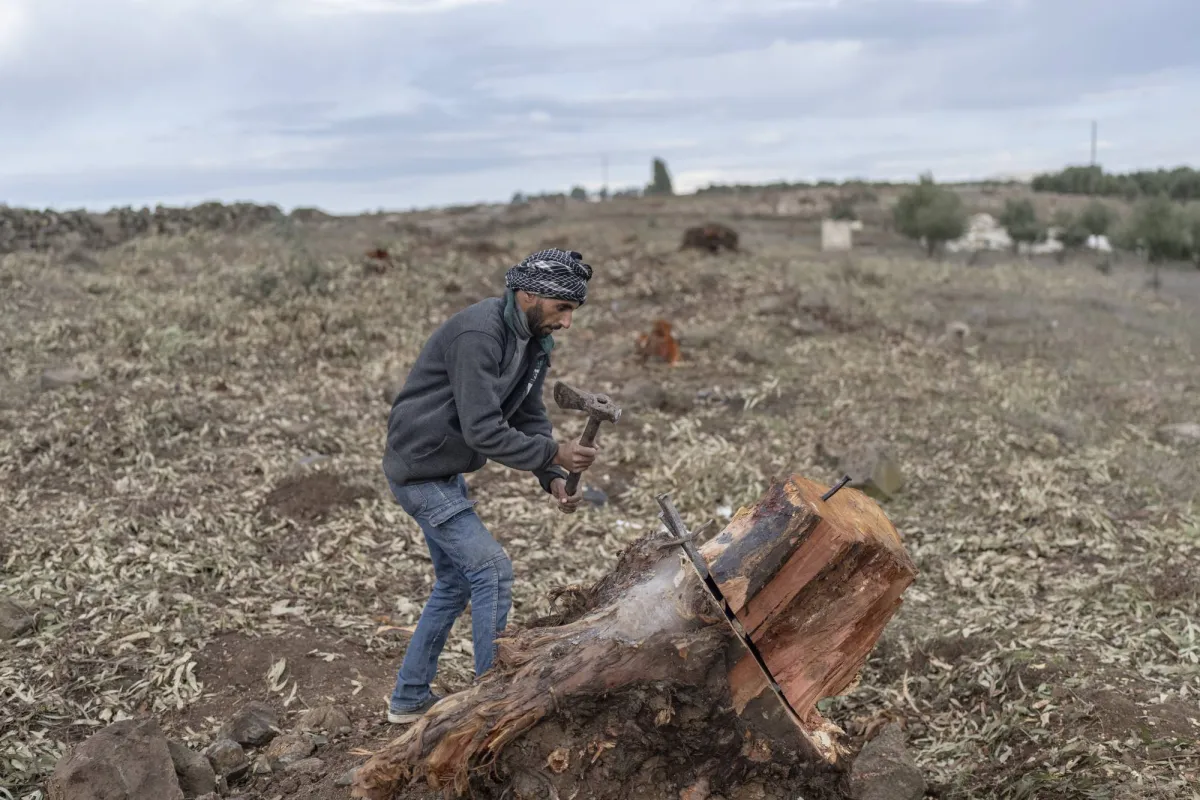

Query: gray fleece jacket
[382,294,568,494]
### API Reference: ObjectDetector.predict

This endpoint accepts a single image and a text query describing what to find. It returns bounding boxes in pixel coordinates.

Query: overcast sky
[1,0,1195,213]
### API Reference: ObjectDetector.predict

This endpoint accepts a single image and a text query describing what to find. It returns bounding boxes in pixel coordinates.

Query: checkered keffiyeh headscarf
[504,248,592,306]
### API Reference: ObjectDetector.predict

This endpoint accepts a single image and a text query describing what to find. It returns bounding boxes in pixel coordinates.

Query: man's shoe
[387,693,443,724]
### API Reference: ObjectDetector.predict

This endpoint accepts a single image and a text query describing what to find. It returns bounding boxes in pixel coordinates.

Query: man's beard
[526,305,553,336]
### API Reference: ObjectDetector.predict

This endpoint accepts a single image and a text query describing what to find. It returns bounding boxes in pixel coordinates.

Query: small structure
[820,218,863,252]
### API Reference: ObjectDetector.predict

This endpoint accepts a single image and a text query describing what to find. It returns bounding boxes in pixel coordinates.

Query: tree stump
[352,474,917,800]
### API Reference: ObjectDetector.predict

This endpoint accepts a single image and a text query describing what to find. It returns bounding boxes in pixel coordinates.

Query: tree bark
[352,474,918,800]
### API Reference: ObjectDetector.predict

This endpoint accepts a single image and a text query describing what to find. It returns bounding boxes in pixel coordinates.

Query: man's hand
[550,478,584,514]
[553,439,597,473]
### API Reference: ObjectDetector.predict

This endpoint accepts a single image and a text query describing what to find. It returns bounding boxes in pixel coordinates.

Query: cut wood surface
[352,473,917,799]
[701,476,918,728]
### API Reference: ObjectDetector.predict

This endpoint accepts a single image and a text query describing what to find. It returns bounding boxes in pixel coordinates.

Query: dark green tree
[646,158,674,196]
[1079,200,1115,238]
[998,198,1044,254]
[1115,195,1191,286]
[1051,210,1089,264]
[829,196,857,221]
[569,186,588,201]
[892,173,967,257]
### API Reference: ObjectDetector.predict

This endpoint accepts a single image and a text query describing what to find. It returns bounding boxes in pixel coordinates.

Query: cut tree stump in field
[351,474,918,800]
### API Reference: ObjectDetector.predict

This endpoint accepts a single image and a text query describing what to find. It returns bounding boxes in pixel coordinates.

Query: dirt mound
[681,223,739,253]
[259,473,373,524]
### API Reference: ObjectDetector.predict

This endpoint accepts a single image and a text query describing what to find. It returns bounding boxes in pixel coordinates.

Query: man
[380,248,598,723]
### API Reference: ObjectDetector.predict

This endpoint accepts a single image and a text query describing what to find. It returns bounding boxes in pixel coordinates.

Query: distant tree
[646,158,674,196]
[1079,200,1115,238]
[1116,195,1191,287]
[892,173,968,257]
[1032,164,1200,202]
[829,196,857,221]
[1188,205,1200,267]
[1051,209,1089,264]
[510,191,527,205]
[998,198,1044,254]
[569,186,588,201]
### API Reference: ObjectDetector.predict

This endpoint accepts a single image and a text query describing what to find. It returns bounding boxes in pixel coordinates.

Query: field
[2,188,1199,799]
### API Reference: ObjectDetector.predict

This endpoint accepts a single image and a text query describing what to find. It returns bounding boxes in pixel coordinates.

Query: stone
[0,596,34,640]
[730,782,767,800]
[839,444,904,500]
[219,701,280,747]
[252,754,273,775]
[582,486,608,507]
[263,733,314,766]
[788,317,828,337]
[46,717,184,800]
[335,767,360,786]
[680,777,711,800]
[296,704,352,733]
[285,757,326,776]
[40,367,95,391]
[203,738,248,779]
[167,740,217,798]
[848,722,926,800]
[625,379,693,414]
[1157,423,1200,447]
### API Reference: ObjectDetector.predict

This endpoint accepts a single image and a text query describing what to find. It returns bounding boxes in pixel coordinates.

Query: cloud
[301,0,502,13]
[1,0,1198,212]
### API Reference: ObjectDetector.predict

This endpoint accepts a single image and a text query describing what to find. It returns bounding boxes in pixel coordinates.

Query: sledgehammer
[552,381,622,496]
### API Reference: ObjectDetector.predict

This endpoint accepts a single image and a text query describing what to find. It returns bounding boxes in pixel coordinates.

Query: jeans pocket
[421,477,476,527]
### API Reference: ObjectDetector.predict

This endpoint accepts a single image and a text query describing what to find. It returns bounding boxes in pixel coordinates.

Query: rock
[40,367,95,391]
[335,767,360,786]
[285,757,326,776]
[251,754,273,775]
[202,738,248,779]
[296,704,352,734]
[625,380,667,410]
[752,295,797,316]
[839,444,904,500]
[219,701,280,747]
[46,717,184,800]
[680,777,711,800]
[263,733,314,766]
[0,596,34,640]
[625,379,693,414]
[582,486,608,507]
[848,722,926,800]
[1157,423,1200,447]
[730,782,767,800]
[194,794,220,800]
[788,317,828,336]
[945,320,971,339]
[167,740,217,798]
[311,734,329,746]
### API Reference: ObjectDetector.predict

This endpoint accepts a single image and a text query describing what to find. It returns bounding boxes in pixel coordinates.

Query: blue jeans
[386,474,513,712]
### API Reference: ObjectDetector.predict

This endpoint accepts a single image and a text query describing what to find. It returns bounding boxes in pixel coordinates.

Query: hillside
[2,191,1199,799]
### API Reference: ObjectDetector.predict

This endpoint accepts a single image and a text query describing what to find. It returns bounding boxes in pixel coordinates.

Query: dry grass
[2,196,1199,799]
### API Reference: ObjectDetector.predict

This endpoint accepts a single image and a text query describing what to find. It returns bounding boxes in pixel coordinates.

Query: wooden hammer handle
[563,415,602,496]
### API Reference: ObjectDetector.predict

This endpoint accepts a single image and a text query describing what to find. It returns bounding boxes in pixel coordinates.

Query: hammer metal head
[553,381,622,423]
